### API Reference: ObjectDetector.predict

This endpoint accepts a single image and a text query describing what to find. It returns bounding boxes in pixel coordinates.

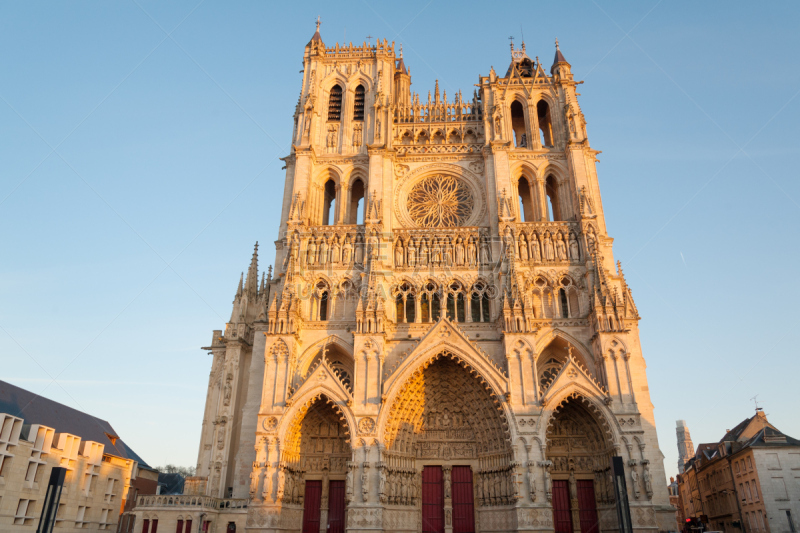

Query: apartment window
[735,461,741,474]
[76,505,90,528]
[747,456,753,470]
[99,508,110,530]
[745,481,753,502]
[104,478,116,503]
[757,511,765,532]
[748,512,755,532]
[14,499,36,525]
[751,480,759,500]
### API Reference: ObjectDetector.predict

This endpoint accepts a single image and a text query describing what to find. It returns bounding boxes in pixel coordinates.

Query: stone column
[536,178,547,221]
[443,464,453,533]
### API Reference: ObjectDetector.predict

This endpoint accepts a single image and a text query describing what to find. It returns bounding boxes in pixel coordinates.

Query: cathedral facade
[133,23,675,533]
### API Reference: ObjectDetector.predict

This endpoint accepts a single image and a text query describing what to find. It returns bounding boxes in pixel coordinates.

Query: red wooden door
[552,480,573,533]
[452,466,475,533]
[422,466,445,533]
[302,480,322,533]
[327,480,346,533]
[577,480,599,533]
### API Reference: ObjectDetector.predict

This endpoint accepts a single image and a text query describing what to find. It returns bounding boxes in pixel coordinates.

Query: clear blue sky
[2,1,798,479]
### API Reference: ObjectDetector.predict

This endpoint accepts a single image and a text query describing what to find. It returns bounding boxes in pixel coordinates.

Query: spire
[396,44,408,75]
[245,242,259,296]
[551,37,569,73]
[236,272,243,298]
[308,16,323,45]
[434,80,440,103]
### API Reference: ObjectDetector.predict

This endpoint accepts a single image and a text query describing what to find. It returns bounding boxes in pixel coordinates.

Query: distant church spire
[676,420,696,473]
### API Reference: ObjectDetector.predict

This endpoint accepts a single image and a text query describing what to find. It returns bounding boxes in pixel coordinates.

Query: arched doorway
[383,353,513,533]
[546,395,616,533]
[283,396,352,533]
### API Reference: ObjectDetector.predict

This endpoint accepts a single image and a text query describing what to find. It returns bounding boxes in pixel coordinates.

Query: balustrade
[135,494,248,510]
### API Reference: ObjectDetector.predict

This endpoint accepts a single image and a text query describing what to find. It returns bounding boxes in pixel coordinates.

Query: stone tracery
[406,174,474,227]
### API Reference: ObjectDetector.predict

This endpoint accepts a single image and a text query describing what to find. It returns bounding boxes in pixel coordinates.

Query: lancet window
[353,85,365,121]
[322,179,337,226]
[510,100,527,148]
[537,100,553,147]
[518,177,535,222]
[311,281,330,321]
[328,85,342,121]
[445,282,466,322]
[470,282,491,323]
[419,283,441,323]
[394,283,416,324]
[348,178,365,225]
[545,175,561,221]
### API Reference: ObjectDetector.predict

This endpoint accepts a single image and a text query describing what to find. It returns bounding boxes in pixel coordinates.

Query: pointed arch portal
[283,396,351,533]
[382,352,514,527]
[546,394,618,533]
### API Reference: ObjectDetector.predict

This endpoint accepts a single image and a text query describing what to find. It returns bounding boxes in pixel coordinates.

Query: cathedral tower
[134,24,676,533]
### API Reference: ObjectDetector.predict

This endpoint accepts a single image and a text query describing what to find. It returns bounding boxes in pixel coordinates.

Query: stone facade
[133,23,674,533]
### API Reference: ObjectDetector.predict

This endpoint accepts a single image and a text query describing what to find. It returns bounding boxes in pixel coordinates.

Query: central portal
[384,353,511,533]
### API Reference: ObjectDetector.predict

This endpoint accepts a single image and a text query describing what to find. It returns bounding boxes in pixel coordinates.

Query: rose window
[406,175,475,227]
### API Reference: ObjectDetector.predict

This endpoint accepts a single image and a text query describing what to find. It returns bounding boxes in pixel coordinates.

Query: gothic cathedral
[134,23,675,533]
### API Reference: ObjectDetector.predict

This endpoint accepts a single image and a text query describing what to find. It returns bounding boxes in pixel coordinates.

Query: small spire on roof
[400,43,403,58]
[316,16,321,32]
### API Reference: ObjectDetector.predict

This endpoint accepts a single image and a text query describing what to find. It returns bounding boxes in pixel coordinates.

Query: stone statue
[569,470,577,501]
[544,234,555,261]
[454,237,465,265]
[518,235,529,260]
[643,461,653,498]
[443,467,451,498]
[569,233,580,261]
[467,236,477,266]
[395,240,404,267]
[354,235,364,265]
[379,468,387,502]
[556,233,567,261]
[342,236,352,265]
[527,462,537,502]
[630,465,640,499]
[420,240,429,266]
[527,234,540,262]
[361,463,370,502]
[480,236,491,265]
[318,237,328,265]
[345,463,354,502]
[330,236,340,264]
[307,238,317,265]
[407,238,416,266]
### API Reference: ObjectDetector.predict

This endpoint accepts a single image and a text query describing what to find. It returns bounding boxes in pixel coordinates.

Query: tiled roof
[0,379,150,467]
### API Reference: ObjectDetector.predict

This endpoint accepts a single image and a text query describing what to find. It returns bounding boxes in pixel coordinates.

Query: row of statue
[394,234,491,268]
[380,468,421,506]
[286,232,381,268]
[505,229,581,263]
[475,467,519,507]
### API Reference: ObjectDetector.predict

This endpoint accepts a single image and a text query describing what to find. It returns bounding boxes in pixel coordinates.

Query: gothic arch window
[518,176,535,222]
[470,282,491,323]
[510,100,527,148]
[539,357,562,390]
[337,280,359,320]
[353,85,365,121]
[312,281,330,321]
[420,282,441,323]
[328,84,343,121]
[558,288,569,319]
[394,282,416,324]
[537,100,554,147]
[545,175,561,221]
[348,178,365,225]
[445,282,466,322]
[322,179,337,226]
[329,359,352,392]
